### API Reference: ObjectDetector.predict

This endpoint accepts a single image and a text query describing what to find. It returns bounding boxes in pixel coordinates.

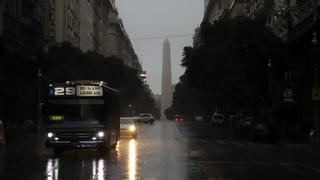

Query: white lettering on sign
[65,87,76,95]
[76,85,103,97]
[54,87,65,96]
[53,87,76,96]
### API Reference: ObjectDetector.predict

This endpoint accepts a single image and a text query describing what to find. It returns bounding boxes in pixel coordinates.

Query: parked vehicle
[137,113,154,124]
[235,116,254,137]
[211,113,225,126]
[194,115,204,122]
[252,122,270,141]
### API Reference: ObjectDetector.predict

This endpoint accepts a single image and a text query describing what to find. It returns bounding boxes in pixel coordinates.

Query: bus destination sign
[77,85,103,97]
[49,85,103,97]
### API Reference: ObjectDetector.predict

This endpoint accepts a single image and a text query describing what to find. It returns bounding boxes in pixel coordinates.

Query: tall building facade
[0,0,47,53]
[0,0,48,123]
[204,0,210,14]
[80,0,94,52]
[45,0,141,70]
[203,0,320,42]
[50,0,80,47]
[161,39,173,120]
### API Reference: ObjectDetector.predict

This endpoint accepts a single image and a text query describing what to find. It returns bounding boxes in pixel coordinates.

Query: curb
[0,120,5,146]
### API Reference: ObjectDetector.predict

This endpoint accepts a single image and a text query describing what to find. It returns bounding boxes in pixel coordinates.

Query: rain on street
[0,120,206,180]
[2,120,320,180]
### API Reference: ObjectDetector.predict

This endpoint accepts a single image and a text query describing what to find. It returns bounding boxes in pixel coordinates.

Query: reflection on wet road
[43,121,189,180]
[46,158,59,180]
[2,120,319,179]
[44,136,139,179]
[1,120,200,180]
[128,139,136,180]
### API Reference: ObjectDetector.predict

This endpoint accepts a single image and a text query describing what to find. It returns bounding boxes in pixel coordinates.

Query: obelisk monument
[161,38,173,120]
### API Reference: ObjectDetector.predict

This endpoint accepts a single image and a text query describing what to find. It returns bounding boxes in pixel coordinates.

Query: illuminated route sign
[49,85,103,97]
[77,85,103,97]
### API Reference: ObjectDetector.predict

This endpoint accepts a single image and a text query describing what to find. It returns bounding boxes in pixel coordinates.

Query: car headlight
[97,131,104,138]
[129,125,136,132]
[47,132,54,138]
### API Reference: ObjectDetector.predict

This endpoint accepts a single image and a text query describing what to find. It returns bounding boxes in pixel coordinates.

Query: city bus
[44,80,120,154]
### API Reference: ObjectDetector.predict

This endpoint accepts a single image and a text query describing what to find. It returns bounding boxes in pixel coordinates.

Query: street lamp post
[312,32,320,143]
[37,45,48,132]
[37,68,42,132]
[128,104,132,116]
[268,58,272,101]
[311,0,320,143]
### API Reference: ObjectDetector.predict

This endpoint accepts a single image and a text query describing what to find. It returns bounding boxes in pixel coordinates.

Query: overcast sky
[116,0,204,95]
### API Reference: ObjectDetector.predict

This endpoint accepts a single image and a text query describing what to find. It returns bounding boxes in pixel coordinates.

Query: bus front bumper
[46,140,105,148]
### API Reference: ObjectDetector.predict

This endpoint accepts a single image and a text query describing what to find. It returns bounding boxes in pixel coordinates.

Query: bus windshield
[46,99,107,122]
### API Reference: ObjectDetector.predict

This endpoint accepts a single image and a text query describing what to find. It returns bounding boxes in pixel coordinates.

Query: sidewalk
[181,121,320,151]
[0,133,47,180]
[180,121,320,167]
[0,132,45,155]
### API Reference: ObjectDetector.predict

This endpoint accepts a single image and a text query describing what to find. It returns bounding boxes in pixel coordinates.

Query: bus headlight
[97,131,104,138]
[47,132,54,138]
[129,125,136,132]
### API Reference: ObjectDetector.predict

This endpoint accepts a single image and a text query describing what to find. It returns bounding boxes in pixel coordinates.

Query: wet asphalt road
[2,120,320,180]
[0,120,206,180]
[178,121,320,180]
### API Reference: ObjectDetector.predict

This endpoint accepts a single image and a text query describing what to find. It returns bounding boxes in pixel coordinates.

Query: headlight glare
[47,132,54,138]
[97,131,104,137]
[129,125,136,132]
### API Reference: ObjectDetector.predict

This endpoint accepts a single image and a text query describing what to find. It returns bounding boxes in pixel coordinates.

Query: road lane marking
[200,160,320,167]
[308,167,320,173]
[174,125,182,138]
[189,150,203,158]
[145,177,157,180]
[214,140,227,145]
[247,142,257,147]
[230,141,244,146]
[174,124,189,144]
[200,139,211,144]
[263,144,275,148]
[185,133,199,137]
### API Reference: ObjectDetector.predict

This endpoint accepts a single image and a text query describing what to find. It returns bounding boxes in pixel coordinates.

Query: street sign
[312,88,320,101]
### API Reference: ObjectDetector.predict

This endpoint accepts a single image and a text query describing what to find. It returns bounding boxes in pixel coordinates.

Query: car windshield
[46,104,106,122]
[120,119,134,124]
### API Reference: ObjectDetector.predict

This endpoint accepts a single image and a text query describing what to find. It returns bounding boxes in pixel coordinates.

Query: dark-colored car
[235,116,254,137]
[174,115,184,123]
[251,122,272,142]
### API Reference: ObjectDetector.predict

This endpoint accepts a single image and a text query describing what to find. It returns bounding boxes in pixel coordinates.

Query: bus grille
[57,132,94,141]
